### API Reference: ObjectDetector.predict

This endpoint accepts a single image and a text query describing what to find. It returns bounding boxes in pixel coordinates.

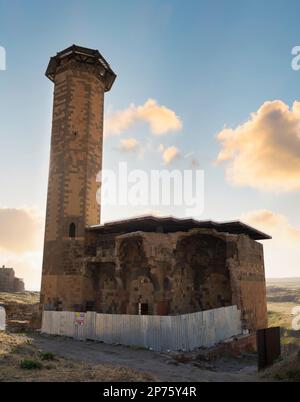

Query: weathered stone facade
[81,222,268,332]
[41,45,116,310]
[41,45,270,334]
[0,266,25,293]
[42,216,269,332]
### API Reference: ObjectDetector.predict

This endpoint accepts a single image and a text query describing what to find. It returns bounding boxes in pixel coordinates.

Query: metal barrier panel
[257,326,281,370]
[41,305,242,352]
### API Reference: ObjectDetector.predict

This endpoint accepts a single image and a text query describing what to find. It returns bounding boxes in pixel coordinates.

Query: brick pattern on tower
[40,45,116,310]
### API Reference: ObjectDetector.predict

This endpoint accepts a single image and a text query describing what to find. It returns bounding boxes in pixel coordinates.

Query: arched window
[69,222,76,238]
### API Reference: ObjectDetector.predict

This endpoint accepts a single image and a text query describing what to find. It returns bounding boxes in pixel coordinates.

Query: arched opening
[175,233,231,312]
[69,222,76,238]
[118,236,156,314]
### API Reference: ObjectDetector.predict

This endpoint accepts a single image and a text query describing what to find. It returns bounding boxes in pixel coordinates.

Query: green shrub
[20,359,42,370]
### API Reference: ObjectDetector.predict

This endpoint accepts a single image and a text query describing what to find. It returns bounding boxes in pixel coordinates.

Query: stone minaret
[41,45,116,311]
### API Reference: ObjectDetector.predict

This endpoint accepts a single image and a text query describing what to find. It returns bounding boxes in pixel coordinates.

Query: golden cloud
[241,209,300,243]
[1,251,42,291]
[0,207,44,290]
[216,100,300,192]
[105,99,182,136]
[241,209,300,278]
[160,145,181,165]
[119,138,139,152]
[0,207,43,253]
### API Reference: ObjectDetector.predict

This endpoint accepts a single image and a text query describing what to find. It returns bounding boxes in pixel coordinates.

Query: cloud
[1,251,42,291]
[241,209,300,243]
[0,207,43,253]
[0,207,44,290]
[216,100,300,192]
[159,145,181,165]
[105,99,182,136]
[119,138,139,152]
[241,209,300,278]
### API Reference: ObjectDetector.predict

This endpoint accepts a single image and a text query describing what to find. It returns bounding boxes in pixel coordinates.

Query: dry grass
[0,332,30,356]
[266,279,300,353]
[0,291,39,305]
[247,278,300,381]
[0,332,154,382]
[267,302,297,331]
[261,351,300,382]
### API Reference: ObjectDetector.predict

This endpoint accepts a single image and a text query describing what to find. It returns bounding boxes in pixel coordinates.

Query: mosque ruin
[40,45,270,335]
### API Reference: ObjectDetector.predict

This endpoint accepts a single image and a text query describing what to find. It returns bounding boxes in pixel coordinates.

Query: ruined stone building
[0,266,25,293]
[41,45,270,333]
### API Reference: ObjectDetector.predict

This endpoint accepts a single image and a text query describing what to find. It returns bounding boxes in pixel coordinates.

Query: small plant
[40,352,55,361]
[20,359,42,370]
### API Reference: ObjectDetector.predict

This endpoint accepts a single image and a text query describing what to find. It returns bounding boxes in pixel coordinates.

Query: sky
[0,0,300,289]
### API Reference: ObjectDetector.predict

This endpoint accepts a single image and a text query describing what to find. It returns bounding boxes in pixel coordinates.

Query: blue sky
[1,0,300,287]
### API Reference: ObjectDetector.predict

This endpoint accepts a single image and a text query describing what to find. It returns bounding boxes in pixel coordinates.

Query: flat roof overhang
[87,215,271,240]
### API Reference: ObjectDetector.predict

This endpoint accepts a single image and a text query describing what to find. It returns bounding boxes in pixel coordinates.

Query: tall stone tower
[41,45,116,311]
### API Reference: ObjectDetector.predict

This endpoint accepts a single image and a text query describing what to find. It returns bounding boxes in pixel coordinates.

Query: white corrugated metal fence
[42,305,242,352]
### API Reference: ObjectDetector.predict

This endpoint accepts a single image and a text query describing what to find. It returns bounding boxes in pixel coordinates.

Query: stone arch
[174,232,232,312]
[96,264,118,313]
[117,236,157,314]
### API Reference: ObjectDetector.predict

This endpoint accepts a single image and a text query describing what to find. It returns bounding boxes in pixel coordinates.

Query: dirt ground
[3,280,300,382]
[0,331,262,382]
[28,333,261,382]
[0,332,154,382]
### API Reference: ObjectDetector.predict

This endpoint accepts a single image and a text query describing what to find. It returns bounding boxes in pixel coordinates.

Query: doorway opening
[137,303,149,315]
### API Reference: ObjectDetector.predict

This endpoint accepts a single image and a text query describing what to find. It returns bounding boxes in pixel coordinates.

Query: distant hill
[267,278,300,284]
[0,291,39,306]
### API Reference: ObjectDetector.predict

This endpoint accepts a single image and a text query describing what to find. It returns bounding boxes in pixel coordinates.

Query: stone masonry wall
[81,228,267,332]
[228,235,268,331]
[43,226,267,332]
[41,55,106,310]
[0,267,25,293]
